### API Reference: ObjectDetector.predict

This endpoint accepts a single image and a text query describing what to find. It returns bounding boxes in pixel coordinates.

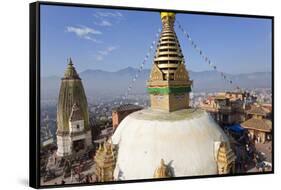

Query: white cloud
[95,55,104,61]
[66,26,101,36]
[93,11,123,27]
[107,46,118,52]
[98,50,108,56]
[84,36,101,43]
[93,11,123,18]
[100,20,112,26]
[66,26,102,43]
[95,20,112,27]
[95,46,118,61]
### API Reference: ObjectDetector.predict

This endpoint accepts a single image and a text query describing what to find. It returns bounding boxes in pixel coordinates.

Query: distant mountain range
[41,67,272,101]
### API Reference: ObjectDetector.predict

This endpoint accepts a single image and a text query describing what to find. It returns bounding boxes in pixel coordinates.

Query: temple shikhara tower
[148,12,192,112]
[56,59,92,157]
[112,12,236,180]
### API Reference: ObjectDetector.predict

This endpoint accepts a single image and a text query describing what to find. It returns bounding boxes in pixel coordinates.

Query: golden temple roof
[95,142,116,161]
[153,159,171,178]
[217,142,236,174]
[217,142,236,164]
[94,142,116,181]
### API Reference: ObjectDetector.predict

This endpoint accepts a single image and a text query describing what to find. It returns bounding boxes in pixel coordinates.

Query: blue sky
[40,5,272,77]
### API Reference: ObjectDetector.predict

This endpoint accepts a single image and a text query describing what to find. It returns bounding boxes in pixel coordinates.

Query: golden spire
[153,159,171,178]
[160,12,176,20]
[147,11,192,112]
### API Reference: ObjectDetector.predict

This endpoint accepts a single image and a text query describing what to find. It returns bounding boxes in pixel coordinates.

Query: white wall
[0,0,279,190]
[57,135,71,157]
[69,120,84,133]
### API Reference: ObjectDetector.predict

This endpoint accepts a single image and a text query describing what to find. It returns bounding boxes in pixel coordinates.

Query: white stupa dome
[112,108,230,180]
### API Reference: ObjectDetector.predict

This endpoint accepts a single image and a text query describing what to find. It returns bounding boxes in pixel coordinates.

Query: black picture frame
[30,1,274,189]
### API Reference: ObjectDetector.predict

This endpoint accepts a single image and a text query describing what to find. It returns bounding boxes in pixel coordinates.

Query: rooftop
[112,104,143,112]
[247,105,269,116]
[215,95,227,100]
[241,117,272,132]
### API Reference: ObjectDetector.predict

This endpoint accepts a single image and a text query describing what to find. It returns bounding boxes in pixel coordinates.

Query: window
[222,114,228,122]
[77,124,80,129]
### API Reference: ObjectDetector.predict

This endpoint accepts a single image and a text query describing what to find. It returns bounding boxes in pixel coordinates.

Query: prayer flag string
[120,28,162,104]
[176,21,242,92]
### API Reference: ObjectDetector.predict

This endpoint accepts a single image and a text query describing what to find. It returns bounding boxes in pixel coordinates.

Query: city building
[111,12,235,180]
[112,104,143,130]
[41,115,54,148]
[245,104,271,120]
[56,59,92,157]
[241,105,272,144]
[200,92,249,126]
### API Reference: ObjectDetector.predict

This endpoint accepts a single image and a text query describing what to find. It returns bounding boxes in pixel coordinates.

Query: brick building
[112,104,143,130]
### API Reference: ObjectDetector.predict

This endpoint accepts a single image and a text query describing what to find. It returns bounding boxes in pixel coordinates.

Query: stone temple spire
[147,12,192,112]
[56,58,92,157]
[57,58,89,132]
[63,58,80,79]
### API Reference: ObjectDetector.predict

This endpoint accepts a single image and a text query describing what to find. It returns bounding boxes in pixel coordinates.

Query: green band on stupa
[147,86,191,95]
